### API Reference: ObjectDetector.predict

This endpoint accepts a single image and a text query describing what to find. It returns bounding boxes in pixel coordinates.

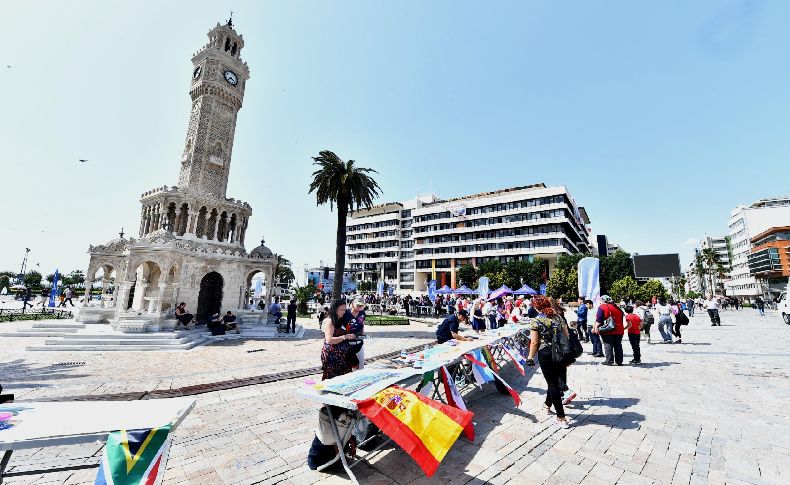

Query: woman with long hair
[321,299,356,380]
[526,296,572,428]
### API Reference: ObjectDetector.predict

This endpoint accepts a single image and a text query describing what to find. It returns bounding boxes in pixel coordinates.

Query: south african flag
[95,425,171,485]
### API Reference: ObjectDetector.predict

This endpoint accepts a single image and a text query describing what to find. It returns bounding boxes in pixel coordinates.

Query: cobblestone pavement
[3,309,790,484]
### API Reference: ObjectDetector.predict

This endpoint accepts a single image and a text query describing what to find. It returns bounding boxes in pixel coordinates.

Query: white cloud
[680,237,699,247]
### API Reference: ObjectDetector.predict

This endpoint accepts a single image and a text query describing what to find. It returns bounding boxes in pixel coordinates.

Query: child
[624,305,642,365]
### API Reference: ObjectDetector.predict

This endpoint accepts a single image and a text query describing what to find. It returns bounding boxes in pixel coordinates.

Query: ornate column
[132,283,149,311]
[100,278,110,307]
[156,283,168,313]
[82,280,94,307]
[115,281,135,314]
[213,216,221,242]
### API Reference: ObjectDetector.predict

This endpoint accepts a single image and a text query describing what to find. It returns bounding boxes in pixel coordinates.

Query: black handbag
[568,329,584,359]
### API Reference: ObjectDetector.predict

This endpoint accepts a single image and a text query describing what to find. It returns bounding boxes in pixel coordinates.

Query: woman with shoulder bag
[672,302,688,344]
[593,295,625,366]
[526,296,573,428]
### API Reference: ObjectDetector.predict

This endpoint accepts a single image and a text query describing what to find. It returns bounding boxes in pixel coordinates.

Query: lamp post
[17,248,30,285]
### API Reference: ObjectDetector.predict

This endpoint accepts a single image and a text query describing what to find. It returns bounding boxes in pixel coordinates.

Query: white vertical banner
[577,257,601,304]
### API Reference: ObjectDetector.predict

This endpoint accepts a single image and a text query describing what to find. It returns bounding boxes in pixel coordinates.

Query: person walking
[656,297,674,343]
[593,295,625,366]
[756,296,766,317]
[685,297,694,317]
[286,298,297,333]
[526,296,572,428]
[576,297,589,342]
[672,302,688,344]
[585,300,603,357]
[472,299,486,333]
[637,300,654,343]
[624,305,642,364]
[706,295,721,326]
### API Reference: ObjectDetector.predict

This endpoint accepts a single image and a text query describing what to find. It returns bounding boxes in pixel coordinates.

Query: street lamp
[17,248,30,285]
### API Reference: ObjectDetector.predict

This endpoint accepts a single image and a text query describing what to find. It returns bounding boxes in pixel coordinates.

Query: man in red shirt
[593,295,625,366]
[624,305,642,365]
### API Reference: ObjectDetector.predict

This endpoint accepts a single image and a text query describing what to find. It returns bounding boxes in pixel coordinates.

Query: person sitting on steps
[174,302,194,329]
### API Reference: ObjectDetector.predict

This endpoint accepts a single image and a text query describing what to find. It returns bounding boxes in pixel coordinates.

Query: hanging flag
[95,425,172,485]
[439,366,473,440]
[416,370,436,397]
[481,346,500,374]
[491,372,521,407]
[464,350,520,407]
[464,350,494,387]
[501,344,526,376]
[354,386,473,477]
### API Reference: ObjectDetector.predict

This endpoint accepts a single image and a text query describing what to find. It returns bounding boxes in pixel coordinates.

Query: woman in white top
[655,297,674,344]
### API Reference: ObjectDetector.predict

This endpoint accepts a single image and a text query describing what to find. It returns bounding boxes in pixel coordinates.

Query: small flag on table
[95,425,171,485]
[439,366,474,440]
[481,345,500,373]
[417,369,436,397]
[354,386,473,477]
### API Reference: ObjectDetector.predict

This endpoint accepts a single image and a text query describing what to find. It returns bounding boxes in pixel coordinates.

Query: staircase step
[31,322,86,329]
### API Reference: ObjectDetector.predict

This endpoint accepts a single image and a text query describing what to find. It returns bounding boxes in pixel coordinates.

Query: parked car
[779,289,789,325]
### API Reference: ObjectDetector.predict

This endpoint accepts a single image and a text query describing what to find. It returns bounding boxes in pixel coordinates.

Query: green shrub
[366,315,409,326]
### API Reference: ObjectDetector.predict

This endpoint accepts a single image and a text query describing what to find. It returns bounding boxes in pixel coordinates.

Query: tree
[292,282,317,315]
[456,264,477,286]
[477,260,503,279]
[609,276,639,303]
[554,253,588,274]
[546,267,578,301]
[274,254,295,286]
[699,248,722,296]
[65,270,85,286]
[24,271,42,288]
[635,279,669,303]
[600,250,634,294]
[0,274,10,291]
[309,150,381,300]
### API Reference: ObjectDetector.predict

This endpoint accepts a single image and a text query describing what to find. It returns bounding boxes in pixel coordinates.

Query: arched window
[224,37,231,52]
[217,212,228,242]
[166,203,177,231]
[206,209,218,240]
[176,203,189,236]
[209,142,224,166]
[231,43,237,56]
[195,207,208,238]
[228,213,237,242]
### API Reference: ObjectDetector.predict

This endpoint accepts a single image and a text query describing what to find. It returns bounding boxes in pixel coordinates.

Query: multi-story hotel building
[346,184,592,293]
[725,196,790,300]
[748,226,790,298]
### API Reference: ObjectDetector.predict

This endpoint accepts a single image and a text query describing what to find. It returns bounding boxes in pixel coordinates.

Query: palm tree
[700,248,722,296]
[274,254,295,287]
[309,150,381,300]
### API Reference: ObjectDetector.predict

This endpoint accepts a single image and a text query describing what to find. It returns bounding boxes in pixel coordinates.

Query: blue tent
[514,284,538,295]
[488,285,513,300]
[455,285,474,295]
[436,285,453,294]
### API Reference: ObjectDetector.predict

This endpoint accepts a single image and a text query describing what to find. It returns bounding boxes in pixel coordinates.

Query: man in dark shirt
[222,311,237,331]
[287,299,298,333]
[436,309,472,344]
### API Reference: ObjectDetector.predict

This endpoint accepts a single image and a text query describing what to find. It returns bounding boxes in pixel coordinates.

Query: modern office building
[346,184,592,292]
[748,226,790,298]
[725,196,790,300]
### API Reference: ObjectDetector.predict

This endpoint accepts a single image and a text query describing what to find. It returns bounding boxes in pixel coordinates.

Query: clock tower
[178,18,250,198]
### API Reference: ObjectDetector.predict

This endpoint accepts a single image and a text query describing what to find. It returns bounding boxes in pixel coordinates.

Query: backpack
[641,308,654,327]
[550,321,573,364]
[675,311,689,326]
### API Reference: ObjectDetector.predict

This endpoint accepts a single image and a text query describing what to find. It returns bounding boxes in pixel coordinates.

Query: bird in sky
[78,159,88,163]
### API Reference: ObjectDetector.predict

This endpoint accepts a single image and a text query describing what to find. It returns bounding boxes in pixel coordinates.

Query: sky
[1,0,788,281]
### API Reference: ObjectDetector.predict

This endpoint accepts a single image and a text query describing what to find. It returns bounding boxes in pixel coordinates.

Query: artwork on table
[315,370,403,398]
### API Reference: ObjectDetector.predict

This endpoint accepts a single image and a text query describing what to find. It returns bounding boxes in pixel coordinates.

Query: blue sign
[427,279,436,302]
[48,269,59,307]
[539,283,547,295]
[376,281,385,297]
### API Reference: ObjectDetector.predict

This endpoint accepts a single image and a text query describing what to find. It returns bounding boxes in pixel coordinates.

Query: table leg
[0,450,13,484]
[320,405,358,484]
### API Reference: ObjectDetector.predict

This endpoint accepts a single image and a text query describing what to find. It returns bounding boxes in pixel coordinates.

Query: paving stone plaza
[3,308,789,484]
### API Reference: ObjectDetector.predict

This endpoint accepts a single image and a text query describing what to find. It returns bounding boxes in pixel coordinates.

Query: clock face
[224,70,238,85]
[192,66,202,80]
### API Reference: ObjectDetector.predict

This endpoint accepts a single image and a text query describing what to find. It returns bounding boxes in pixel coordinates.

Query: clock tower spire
[178,19,250,198]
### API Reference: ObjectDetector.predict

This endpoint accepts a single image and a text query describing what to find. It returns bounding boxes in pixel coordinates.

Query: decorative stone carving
[89,237,129,254]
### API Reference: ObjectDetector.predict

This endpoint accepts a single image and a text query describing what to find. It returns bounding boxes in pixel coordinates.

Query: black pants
[707,309,721,325]
[65,297,74,306]
[628,333,641,362]
[672,322,682,339]
[601,333,623,365]
[176,313,193,325]
[576,322,588,341]
[538,347,566,418]
[287,314,296,333]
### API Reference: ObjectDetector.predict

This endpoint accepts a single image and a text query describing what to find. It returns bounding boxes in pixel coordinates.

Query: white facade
[725,196,790,299]
[82,20,277,328]
[347,184,592,293]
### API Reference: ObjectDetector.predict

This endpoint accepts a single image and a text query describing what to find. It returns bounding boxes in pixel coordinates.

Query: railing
[0,308,74,322]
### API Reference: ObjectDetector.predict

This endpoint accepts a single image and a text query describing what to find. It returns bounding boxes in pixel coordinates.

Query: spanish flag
[354,386,473,477]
